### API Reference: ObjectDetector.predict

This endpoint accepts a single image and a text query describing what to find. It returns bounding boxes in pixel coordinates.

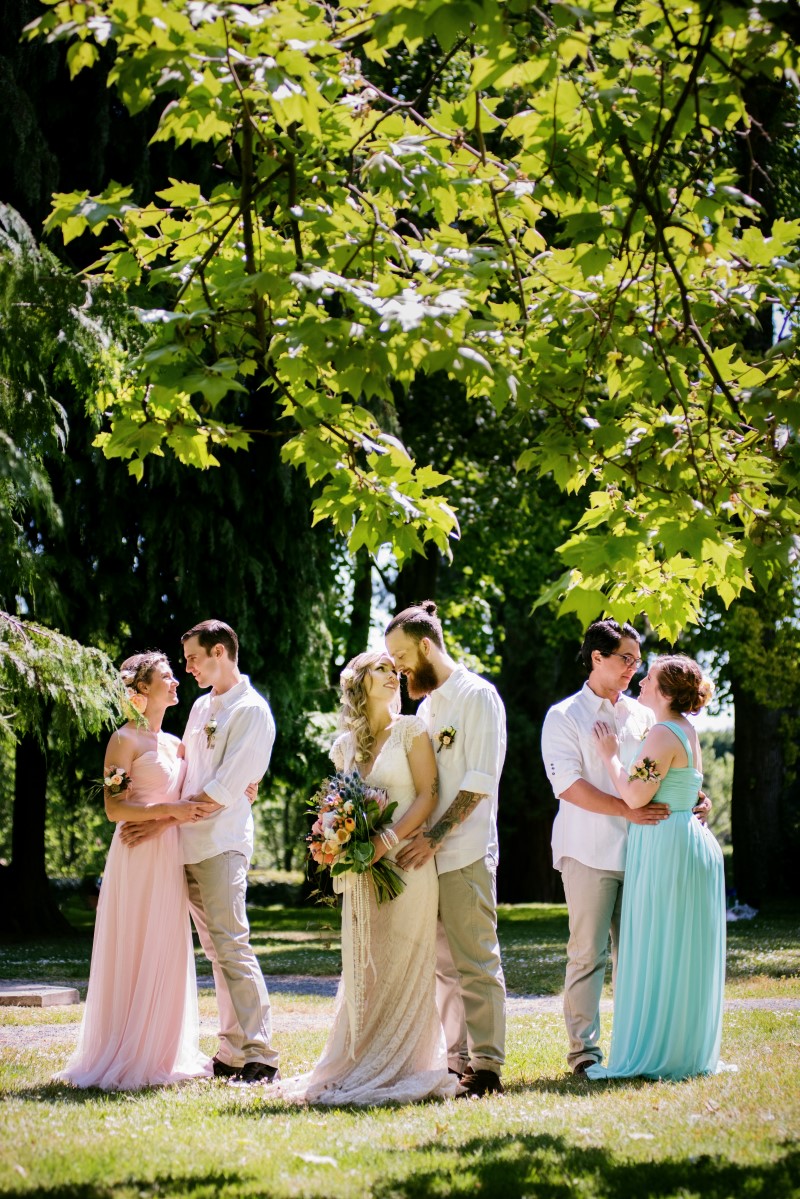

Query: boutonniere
[204,716,218,749]
[436,725,456,752]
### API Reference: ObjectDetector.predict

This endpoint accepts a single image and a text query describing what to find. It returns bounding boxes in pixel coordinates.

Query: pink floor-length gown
[56,736,211,1090]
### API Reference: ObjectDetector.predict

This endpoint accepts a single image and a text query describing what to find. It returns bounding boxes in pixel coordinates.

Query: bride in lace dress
[279,651,457,1106]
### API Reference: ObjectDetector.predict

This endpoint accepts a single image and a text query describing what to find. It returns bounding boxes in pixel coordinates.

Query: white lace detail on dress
[398,714,428,754]
[330,733,349,773]
[278,719,455,1106]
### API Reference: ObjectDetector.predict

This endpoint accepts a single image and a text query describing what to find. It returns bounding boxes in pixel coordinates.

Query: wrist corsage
[436,725,456,752]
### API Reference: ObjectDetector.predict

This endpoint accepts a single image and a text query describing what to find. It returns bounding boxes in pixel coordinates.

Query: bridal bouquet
[306,771,405,905]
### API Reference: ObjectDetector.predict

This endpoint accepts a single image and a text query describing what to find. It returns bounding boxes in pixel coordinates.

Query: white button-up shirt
[418,664,507,876]
[541,682,653,873]
[180,675,275,866]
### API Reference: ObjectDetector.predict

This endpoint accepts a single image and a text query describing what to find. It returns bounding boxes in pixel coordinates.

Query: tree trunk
[392,544,440,615]
[730,682,797,906]
[496,607,584,902]
[0,731,72,937]
[344,548,372,663]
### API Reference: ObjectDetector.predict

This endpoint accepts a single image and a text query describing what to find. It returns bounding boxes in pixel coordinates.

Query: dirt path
[1,976,797,1051]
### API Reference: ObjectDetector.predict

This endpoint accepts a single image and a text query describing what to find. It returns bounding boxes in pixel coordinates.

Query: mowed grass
[0,901,798,1197]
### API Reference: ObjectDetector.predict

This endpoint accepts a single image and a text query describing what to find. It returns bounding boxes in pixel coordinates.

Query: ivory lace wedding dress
[278,716,457,1105]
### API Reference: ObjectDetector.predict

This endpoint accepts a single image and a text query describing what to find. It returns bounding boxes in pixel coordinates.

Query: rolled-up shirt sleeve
[459,687,505,797]
[203,705,276,809]
[541,707,583,799]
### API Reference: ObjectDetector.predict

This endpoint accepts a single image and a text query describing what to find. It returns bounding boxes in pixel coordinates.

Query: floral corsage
[436,725,457,752]
[103,766,132,795]
[204,716,218,749]
[629,757,661,784]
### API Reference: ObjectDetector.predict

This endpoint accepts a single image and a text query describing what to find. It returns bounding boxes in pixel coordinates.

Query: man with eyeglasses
[541,618,669,1076]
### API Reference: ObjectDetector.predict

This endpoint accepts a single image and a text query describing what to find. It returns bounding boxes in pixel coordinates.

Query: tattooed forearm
[425,790,484,849]
[431,775,439,804]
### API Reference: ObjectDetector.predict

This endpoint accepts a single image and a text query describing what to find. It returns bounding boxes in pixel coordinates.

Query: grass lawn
[0,899,798,1197]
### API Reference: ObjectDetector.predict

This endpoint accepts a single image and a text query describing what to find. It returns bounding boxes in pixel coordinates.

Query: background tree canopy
[27,0,800,638]
[1,0,799,931]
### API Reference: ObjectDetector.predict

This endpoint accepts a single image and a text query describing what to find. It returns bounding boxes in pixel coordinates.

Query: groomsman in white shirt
[541,619,672,1075]
[178,619,279,1084]
[386,601,507,1098]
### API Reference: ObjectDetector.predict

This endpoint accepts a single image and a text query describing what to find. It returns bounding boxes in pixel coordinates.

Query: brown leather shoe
[457,1069,504,1098]
[572,1060,596,1076]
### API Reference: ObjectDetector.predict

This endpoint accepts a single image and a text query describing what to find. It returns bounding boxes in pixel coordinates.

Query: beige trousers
[436,857,506,1077]
[185,851,279,1070]
[560,855,624,1070]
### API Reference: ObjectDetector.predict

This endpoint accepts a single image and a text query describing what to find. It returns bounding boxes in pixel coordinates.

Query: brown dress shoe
[457,1069,504,1098]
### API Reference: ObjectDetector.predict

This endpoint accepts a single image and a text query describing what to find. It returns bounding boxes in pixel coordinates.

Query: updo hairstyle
[119,651,169,695]
[385,600,444,649]
[338,650,399,763]
[654,655,714,715]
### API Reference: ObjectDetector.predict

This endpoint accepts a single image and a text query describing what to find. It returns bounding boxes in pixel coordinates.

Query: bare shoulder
[104,724,140,766]
[642,723,677,747]
[105,724,137,752]
[639,724,681,759]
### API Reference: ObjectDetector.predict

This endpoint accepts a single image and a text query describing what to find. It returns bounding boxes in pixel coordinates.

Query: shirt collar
[432,663,468,701]
[210,675,249,709]
[581,680,627,712]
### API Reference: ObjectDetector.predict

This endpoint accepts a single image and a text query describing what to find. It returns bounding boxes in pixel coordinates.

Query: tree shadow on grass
[514,1074,671,1096]
[1,1139,797,1199]
[369,1133,800,1199]
[0,1171,251,1199]
[6,1079,250,1106]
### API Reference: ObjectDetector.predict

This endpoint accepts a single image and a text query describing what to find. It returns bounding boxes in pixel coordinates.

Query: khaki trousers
[185,851,279,1070]
[436,857,506,1077]
[560,855,624,1070]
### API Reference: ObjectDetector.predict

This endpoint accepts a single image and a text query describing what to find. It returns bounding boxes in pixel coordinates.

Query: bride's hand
[592,720,619,760]
[370,834,386,863]
[172,798,219,824]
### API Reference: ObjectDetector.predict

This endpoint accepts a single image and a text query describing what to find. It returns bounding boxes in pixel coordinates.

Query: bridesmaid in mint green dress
[586,655,726,1081]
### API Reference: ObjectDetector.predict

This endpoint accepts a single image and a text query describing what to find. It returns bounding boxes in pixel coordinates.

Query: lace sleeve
[330,733,350,773]
[398,715,429,754]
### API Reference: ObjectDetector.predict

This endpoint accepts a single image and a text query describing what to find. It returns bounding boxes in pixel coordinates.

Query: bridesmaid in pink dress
[56,652,215,1090]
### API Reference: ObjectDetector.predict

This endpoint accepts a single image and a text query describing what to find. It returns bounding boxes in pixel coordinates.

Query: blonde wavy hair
[338,651,400,763]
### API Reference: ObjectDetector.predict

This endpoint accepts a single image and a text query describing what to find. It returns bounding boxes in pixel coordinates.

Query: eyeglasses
[609,652,643,669]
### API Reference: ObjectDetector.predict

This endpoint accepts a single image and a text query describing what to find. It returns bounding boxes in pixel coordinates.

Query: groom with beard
[385,601,507,1098]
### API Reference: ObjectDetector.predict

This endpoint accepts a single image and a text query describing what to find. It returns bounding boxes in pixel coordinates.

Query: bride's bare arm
[371,731,438,862]
[103,728,216,826]
[101,730,164,823]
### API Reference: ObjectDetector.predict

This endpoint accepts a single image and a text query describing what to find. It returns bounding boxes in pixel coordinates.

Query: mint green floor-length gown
[586,721,726,1081]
